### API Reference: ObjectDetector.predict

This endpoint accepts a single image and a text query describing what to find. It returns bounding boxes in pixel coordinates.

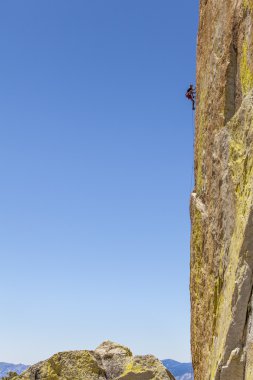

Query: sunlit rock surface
[9,341,175,380]
[191,1,253,379]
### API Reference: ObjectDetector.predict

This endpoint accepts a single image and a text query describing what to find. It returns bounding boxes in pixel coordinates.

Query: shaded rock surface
[191,1,253,379]
[10,342,175,380]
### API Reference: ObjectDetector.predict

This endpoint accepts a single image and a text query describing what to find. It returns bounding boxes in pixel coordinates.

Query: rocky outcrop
[191,1,253,380]
[9,341,175,380]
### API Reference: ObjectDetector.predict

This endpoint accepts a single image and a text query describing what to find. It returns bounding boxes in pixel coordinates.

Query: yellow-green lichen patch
[17,350,104,380]
[191,209,204,272]
[208,102,253,379]
[212,247,226,332]
[229,113,253,215]
[190,207,205,351]
[243,0,253,10]
[121,361,144,376]
[213,275,224,322]
[240,41,253,95]
[119,356,164,380]
[78,351,102,374]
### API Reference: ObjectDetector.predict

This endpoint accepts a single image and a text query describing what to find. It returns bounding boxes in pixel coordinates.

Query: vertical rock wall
[190,1,253,379]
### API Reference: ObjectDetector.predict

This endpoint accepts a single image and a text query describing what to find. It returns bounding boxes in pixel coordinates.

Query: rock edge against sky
[6,341,175,380]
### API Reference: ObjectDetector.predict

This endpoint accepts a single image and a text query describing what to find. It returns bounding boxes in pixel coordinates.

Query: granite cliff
[190,1,253,379]
[6,342,175,380]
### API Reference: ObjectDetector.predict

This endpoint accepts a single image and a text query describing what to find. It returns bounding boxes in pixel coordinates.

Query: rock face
[191,1,253,380]
[10,341,175,380]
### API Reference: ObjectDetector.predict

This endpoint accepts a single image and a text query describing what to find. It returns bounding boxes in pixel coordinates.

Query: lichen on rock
[11,342,175,380]
[191,1,253,379]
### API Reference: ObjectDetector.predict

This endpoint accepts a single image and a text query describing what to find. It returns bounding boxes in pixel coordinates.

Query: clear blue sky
[0,1,198,364]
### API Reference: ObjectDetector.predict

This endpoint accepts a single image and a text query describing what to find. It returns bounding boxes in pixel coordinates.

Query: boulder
[10,341,175,380]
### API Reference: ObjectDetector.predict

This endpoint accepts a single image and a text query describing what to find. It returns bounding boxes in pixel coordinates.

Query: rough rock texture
[190,1,253,379]
[10,342,175,380]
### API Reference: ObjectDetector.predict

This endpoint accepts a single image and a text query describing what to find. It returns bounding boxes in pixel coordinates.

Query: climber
[185,84,196,110]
